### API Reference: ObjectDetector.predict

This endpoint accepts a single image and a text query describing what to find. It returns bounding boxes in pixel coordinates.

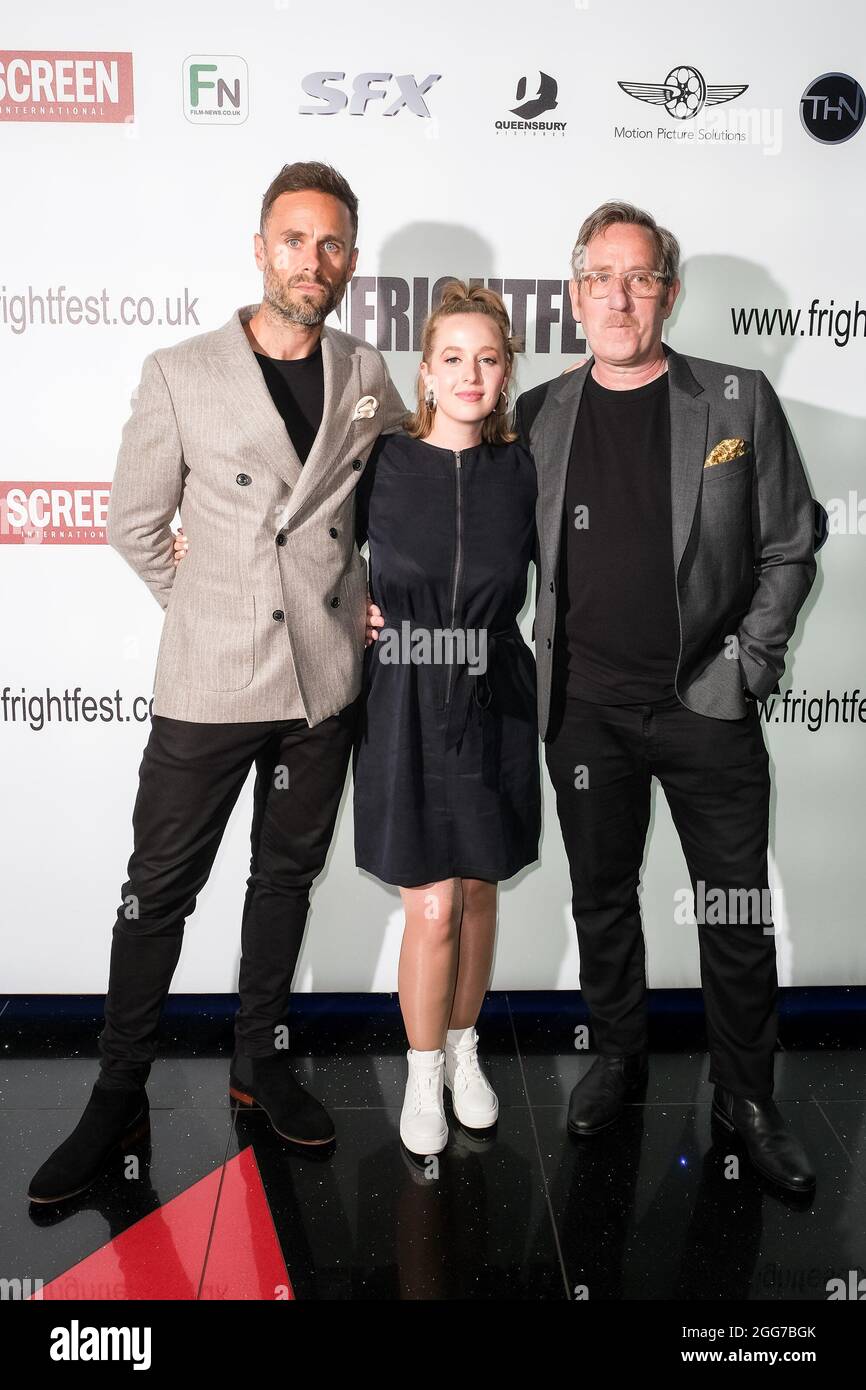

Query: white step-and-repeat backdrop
[2,0,864,992]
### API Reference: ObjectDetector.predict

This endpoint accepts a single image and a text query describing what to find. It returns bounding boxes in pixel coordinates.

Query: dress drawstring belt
[444,623,522,751]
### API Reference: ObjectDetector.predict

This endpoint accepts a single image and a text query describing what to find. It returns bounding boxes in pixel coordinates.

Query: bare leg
[448,879,498,1030]
[398,879,463,1050]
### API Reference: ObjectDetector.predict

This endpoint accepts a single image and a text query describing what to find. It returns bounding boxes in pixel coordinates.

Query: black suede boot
[229,1053,335,1145]
[712,1085,817,1193]
[27,1083,150,1204]
[567,1052,649,1136]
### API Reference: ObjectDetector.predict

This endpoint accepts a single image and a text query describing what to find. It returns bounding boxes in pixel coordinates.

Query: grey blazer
[107,305,407,724]
[515,344,817,739]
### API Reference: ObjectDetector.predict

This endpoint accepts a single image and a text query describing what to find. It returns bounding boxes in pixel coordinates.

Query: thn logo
[299,72,441,117]
[619,64,747,120]
[496,71,566,135]
[183,55,248,123]
[800,73,864,144]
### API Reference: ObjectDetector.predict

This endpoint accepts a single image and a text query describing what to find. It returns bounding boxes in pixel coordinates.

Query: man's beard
[262,263,347,326]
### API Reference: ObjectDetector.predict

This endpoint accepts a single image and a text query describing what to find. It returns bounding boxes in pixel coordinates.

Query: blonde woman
[352,283,540,1154]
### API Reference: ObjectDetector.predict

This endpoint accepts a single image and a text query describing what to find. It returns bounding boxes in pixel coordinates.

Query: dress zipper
[444,450,462,706]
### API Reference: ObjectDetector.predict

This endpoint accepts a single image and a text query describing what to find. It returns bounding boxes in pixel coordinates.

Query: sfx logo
[495,71,566,135]
[299,71,441,117]
[618,64,747,120]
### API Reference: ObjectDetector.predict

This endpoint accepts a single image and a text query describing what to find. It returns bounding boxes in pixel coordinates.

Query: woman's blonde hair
[405,280,518,445]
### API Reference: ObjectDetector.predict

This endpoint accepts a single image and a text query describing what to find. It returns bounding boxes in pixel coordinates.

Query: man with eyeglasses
[514,200,819,1194]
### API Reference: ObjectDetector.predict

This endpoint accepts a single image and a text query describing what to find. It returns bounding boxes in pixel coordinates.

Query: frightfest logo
[331,274,586,354]
[495,71,566,135]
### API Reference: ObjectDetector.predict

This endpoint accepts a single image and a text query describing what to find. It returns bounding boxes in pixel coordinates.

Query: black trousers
[544,689,778,1098]
[97,701,358,1089]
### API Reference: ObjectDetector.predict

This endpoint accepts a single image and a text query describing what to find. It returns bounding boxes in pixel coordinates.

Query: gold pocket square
[704,438,749,468]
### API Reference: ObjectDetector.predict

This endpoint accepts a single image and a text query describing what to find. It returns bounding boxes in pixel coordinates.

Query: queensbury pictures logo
[496,72,565,136]
[512,71,557,120]
[800,73,865,144]
[0,50,134,122]
[299,72,441,117]
[619,65,747,120]
[183,55,248,123]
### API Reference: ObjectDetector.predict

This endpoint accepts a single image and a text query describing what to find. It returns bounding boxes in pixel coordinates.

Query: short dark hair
[259,162,359,245]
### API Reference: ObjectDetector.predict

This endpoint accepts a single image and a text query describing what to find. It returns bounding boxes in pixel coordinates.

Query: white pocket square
[352,395,378,421]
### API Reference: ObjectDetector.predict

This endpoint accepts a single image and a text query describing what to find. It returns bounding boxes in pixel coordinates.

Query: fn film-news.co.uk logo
[183,55,248,123]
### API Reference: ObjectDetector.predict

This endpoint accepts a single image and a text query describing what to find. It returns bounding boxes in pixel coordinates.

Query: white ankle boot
[444,1026,499,1129]
[400,1047,448,1155]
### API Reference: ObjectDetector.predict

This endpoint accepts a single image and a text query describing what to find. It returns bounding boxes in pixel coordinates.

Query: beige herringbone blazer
[107,305,407,724]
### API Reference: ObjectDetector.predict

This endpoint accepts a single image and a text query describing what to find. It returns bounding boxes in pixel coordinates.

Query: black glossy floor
[3,990,864,1301]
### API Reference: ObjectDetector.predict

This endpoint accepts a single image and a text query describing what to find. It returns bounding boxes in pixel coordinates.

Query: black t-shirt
[254,342,324,464]
[553,366,681,704]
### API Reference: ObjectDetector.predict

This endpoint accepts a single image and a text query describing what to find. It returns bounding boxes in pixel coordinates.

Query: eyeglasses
[578,270,670,299]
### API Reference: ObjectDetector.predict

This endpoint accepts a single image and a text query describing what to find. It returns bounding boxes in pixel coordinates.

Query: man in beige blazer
[29,161,406,1204]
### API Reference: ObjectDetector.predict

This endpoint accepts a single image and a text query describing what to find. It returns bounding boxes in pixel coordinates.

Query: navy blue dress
[352,429,541,887]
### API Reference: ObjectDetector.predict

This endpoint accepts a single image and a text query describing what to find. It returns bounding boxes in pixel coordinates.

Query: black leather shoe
[711,1086,816,1194]
[28,1083,150,1204]
[229,1053,335,1145]
[567,1052,649,1136]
